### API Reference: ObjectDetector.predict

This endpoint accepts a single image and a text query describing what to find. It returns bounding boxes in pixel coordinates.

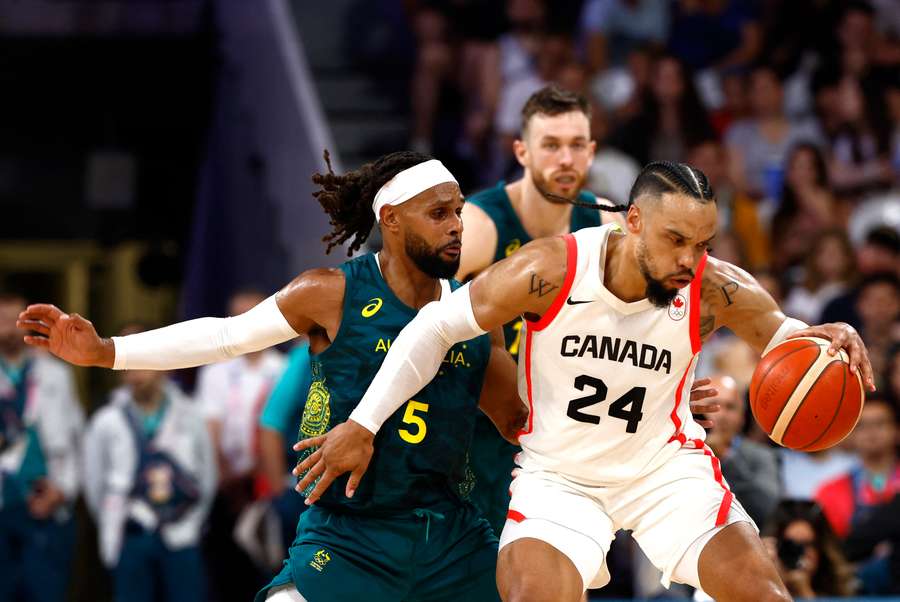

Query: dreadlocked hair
[312,149,434,255]
[627,161,714,206]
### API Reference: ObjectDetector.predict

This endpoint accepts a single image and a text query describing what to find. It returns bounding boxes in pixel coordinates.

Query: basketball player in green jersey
[16,152,527,602]
[458,85,628,536]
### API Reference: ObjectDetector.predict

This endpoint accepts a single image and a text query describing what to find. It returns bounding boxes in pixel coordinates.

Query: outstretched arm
[16,268,344,370]
[701,257,875,390]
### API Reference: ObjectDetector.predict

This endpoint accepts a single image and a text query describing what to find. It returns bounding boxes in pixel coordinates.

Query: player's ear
[381,206,401,233]
[625,204,642,234]
[513,138,528,168]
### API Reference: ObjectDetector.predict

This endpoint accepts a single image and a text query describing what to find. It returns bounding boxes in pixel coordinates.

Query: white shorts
[498,444,756,592]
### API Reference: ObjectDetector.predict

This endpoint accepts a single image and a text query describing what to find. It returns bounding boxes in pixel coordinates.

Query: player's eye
[544,143,559,150]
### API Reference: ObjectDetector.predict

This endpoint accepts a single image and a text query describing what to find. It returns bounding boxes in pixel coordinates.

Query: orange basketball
[749,337,865,451]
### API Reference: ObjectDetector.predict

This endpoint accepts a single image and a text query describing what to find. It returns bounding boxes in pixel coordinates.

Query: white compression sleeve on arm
[762,317,809,356]
[112,295,298,370]
[349,283,487,434]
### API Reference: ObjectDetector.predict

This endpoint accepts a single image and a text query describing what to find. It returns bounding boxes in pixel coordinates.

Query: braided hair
[627,161,714,205]
[312,149,433,255]
[542,161,713,213]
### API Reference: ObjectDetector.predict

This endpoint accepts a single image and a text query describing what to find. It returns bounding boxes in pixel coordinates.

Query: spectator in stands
[704,375,779,527]
[828,75,895,195]
[855,273,900,380]
[709,70,749,136]
[855,225,900,277]
[577,0,669,74]
[886,72,900,171]
[770,143,843,274]
[781,447,859,502]
[821,226,900,327]
[0,292,84,602]
[258,342,312,551]
[782,229,856,325]
[843,485,900,595]
[816,395,899,594]
[763,500,855,598]
[407,0,507,155]
[815,395,899,539]
[585,104,640,206]
[82,324,215,602]
[886,344,900,409]
[726,65,823,201]
[494,32,577,178]
[197,289,286,602]
[687,137,770,270]
[610,54,714,164]
[667,0,763,72]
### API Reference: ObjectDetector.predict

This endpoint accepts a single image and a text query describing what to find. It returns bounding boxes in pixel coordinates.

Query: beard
[531,168,587,203]
[636,241,691,308]
[404,231,460,279]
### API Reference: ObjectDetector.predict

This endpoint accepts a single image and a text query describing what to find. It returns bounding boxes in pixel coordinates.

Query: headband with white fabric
[371,159,458,221]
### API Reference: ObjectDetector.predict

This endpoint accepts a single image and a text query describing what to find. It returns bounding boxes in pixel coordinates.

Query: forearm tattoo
[699,316,716,338]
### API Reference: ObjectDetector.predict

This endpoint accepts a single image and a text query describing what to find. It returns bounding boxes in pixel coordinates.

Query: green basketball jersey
[298,253,491,516]
[467,181,601,359]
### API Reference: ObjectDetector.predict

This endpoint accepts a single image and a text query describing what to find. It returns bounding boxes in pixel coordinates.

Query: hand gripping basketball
[785,322,875,391]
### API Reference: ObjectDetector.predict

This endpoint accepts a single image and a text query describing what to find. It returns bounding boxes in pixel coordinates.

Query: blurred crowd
[1,0,900,600]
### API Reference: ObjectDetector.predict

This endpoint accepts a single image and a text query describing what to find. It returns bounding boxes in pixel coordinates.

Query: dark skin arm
[699,256,875,390]
[477,328,528,445]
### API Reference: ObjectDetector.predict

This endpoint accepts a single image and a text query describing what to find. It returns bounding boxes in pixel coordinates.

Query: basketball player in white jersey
[294,161,875,602]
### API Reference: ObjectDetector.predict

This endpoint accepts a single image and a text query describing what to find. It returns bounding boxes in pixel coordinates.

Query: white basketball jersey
[517,224,709,486]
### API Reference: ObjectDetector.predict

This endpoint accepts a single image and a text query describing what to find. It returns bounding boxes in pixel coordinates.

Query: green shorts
[258,502,500,602]
[469,414,518,537]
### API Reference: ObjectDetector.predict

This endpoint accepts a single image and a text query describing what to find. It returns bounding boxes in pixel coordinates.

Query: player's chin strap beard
[533,178,629,212]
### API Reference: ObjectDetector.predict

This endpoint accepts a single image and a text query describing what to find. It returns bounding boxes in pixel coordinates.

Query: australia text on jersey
[559,335,672,374]
[375,338,472,369]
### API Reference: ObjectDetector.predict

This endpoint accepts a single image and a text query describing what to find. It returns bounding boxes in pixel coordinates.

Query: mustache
[663,270,695,280]
[439,239,462,250]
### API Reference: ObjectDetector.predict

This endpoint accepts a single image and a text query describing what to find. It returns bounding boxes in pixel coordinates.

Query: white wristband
[112,295,298,370]
[762,317,808,356]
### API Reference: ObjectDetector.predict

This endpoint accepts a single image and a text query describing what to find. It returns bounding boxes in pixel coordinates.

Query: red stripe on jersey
[527,234,578,332]
[518,326,536,438]
[666,355,696,443]
[520,234,578,439]
[693,438,734,527]
[507,509,527,523]
[689,253,709,355]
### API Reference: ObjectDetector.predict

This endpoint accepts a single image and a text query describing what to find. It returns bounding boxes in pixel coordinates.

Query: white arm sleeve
[349,283,487,434]
[762,317,809,356]
[112,295,298,370]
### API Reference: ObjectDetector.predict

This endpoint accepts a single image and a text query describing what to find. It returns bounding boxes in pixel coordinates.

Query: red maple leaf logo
[673,296,684,308]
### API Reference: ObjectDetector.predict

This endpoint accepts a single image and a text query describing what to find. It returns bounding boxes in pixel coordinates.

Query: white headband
[372,159,458,221]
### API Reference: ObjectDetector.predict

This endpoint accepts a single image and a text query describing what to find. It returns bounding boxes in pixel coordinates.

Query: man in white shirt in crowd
[83,323,216,602]
[0,291,84,602]
[196,289,286,601]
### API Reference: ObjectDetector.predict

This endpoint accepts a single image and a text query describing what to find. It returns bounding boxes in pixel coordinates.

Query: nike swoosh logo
[566,297,593,305]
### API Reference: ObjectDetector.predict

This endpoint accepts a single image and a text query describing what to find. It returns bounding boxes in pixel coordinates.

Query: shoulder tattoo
[529,273,559,298]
